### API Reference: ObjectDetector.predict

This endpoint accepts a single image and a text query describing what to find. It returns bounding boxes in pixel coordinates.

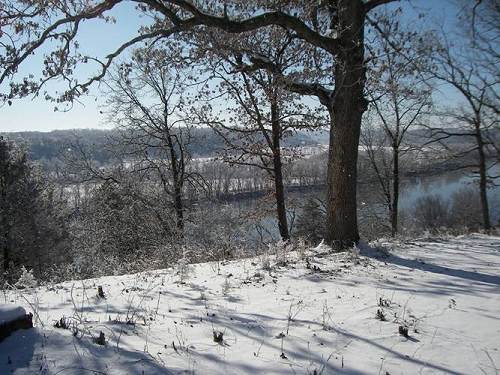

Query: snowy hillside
[1,234,499,375]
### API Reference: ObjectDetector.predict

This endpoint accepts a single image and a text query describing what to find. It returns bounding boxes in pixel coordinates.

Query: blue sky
[1,0,458,132]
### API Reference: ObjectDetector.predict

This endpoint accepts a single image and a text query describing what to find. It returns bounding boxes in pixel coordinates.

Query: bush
[14,266,37,289]
[294,198,326,245]
[414,194,450,232]
[401,186,485,235]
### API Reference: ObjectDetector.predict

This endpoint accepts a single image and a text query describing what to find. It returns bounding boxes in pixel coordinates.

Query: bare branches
[362,14,433,235]
[0,0,121,86]
[156,0,340,53]
[100,46,197,232]
[1,0,344,103]
[422,2,499,230]
[364,0,400,14]
[63,136,121,185]
[1,0,417,245]
[234,54,332,106]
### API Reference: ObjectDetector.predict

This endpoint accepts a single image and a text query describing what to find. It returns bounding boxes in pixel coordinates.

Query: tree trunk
[391,144,399,237]
[2,225,12,282]
[1,184,9,274]
[165,129,184,235]
[326,1,367,250]
[273,157,289,241]
[2,202,11,275]
[2,231,9,274]
[173,184,184,233]
[476,127,491,231]
[271,98,289,241]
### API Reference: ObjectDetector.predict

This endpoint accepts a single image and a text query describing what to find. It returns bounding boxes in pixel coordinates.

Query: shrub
[294,198,326,245]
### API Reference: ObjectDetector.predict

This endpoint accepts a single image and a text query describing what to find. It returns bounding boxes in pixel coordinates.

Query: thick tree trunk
[476,128,491,231]
[326,1,366,250]
[271,99,289,241]
[326,110,362,249]
[391,144,399,237]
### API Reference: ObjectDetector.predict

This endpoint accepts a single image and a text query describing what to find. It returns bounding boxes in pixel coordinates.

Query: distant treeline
[1,128,329,166]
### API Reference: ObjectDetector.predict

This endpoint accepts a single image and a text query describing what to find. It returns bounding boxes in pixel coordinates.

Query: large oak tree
[1,0,402,249]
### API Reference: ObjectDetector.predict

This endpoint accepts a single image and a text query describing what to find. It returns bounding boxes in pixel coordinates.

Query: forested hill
[1,129,114,165]
[1,128,327,166]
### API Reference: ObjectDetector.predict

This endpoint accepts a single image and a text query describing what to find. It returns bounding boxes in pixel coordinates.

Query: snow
[0,305,27,325]
[1,234,499,374]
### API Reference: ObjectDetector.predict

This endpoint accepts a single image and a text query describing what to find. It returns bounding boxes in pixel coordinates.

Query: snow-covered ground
[1,234,499,374]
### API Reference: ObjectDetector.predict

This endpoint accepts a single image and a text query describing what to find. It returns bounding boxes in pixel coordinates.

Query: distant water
[229,164,500,242]
[399,164,500,223]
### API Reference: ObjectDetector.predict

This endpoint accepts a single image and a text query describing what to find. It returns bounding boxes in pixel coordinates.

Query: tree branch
[364,0,400,13]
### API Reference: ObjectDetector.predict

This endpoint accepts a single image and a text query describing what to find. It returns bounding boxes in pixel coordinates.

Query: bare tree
[362,17,432,236]
[196,28,323,241]
[426,0,499,231]
[103,47,196,235]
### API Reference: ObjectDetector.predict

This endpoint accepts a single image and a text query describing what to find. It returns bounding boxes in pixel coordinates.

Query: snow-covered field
[1,234,499,374]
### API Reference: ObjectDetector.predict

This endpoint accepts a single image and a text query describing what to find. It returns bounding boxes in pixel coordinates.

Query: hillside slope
[1,234,499,374]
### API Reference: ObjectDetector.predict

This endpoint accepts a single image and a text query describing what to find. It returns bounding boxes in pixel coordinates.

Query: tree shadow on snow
[182,305,460,374]
[360,245,500,287]
[0,328,36,374]
[0,327,173,374]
